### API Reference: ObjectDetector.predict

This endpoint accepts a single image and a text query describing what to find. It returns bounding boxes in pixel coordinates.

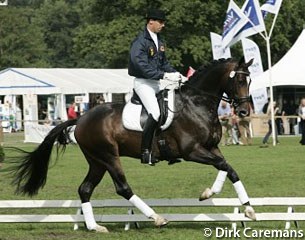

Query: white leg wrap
[211,170,227,194]
[81,202,97,230]
[129,194,155,218]
[233,181,250,204]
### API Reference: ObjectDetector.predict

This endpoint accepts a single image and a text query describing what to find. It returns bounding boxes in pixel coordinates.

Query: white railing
[0,197,304,230]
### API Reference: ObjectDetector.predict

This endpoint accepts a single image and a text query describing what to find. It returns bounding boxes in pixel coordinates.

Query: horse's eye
[239,80,247,87]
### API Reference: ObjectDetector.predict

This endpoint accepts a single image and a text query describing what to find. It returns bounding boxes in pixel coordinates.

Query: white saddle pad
[122,90,175,132]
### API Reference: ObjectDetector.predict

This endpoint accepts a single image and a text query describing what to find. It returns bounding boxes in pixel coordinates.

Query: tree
[34,0,80,67]
[73,15,143,68]
[0,7,49,69]
[0,0,304,71]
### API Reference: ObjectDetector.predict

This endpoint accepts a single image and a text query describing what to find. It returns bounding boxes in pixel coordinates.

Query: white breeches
[134,78,160,121]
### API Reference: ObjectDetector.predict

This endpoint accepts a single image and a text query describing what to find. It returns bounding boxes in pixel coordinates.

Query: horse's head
[224,58,253,117]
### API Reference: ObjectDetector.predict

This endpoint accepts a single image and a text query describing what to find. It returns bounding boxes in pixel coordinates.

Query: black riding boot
[141,114,158,165]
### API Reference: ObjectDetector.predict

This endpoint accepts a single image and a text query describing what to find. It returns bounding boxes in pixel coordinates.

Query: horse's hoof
[151,213,169,227]
[199,188,213,201]
[244,206,256,221]
[94,224,109,233]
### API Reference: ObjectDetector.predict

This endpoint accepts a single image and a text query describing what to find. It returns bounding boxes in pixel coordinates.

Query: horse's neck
[193,72,226,97]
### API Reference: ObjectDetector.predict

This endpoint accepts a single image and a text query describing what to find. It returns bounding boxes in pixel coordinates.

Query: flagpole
[266,36,276,146]
[266,10,280,146]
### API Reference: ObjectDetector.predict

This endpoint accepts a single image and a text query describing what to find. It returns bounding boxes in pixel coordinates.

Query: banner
[242,38,267,113]
[250,88,268,114]
[222,0,248,48]
[24,123,76,143]
[231,0,266,45]
[242,38,263,76]
[0,0,8,6]
[210,32,231,60]
[261,0,283,15]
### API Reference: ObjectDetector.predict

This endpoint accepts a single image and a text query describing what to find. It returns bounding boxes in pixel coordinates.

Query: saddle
[122,89,175,132]
[130,89,169,129]
[122,89,180,165]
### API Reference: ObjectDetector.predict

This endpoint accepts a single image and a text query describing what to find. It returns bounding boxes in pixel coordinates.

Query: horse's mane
[188,58,234,85]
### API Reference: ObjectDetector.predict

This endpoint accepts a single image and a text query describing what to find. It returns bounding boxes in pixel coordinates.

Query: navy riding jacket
[128,27,176,80]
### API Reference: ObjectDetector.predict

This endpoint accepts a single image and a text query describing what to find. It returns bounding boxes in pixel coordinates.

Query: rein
[167,81,221,114]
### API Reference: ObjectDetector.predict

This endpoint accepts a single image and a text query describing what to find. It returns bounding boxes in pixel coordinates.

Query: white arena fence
[0,197,304,230]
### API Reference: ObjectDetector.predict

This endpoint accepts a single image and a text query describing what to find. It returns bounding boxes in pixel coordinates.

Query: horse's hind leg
[78,160,109,232]
[106,155,168,227]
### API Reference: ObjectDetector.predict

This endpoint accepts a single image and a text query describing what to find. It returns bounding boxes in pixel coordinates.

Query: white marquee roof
[0,68,134,95]
[251,29,305,91]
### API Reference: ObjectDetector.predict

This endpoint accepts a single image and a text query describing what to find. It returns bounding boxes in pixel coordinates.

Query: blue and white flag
[261,0,283,15]
[222,0,248,48]
[210,32,231,60]
[230,0,266,46]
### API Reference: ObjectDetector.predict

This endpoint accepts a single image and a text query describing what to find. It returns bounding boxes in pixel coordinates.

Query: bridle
[221,69,251,108]
[167,68,251,114]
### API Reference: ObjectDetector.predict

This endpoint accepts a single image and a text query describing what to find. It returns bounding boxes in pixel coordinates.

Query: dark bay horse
[9,58,255,232]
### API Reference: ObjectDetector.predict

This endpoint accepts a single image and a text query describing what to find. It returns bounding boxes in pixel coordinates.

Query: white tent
[0,68,134,142]
[251,29,305,91]
[0,68,134,95]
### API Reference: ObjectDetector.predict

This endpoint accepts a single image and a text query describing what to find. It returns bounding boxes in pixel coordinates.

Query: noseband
[222,70,251,108]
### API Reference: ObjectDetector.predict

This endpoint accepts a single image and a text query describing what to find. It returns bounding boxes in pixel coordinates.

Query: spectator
[231,107,241,145]
[67,102,78,120]
[261,100,280,147]
[238,103,253,146]
[218,100,232,146]
[297,97,305,145]
[282,99,298,134]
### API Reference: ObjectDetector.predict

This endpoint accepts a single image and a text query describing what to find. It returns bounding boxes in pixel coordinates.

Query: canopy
[0,68,134,95]
[251,29,305,91]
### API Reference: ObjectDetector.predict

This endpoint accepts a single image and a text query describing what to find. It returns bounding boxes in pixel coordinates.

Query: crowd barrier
[0,197,304,230]
[0,115,301,143]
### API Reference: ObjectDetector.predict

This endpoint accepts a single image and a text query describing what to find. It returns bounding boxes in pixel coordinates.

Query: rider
[128,9,181,165]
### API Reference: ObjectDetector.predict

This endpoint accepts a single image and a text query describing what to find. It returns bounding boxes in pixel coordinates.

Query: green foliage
[0,7,49,68]
[0,0,304,71]
[73,15,143,68]
[34,0,80,67]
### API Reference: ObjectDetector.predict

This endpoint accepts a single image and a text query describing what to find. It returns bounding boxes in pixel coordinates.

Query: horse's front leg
[186,145,256,220]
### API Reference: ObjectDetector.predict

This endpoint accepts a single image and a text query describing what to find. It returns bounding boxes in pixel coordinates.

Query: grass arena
[0,132,304,240]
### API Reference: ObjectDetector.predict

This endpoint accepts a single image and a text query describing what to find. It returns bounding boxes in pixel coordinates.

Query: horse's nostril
[238,110,249,117]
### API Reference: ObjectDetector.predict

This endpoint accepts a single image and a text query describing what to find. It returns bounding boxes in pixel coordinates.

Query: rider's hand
[180,74,188,82]
[163,72,181,82]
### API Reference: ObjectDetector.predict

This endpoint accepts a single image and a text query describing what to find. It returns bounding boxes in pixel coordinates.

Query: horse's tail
[9,119,78,196]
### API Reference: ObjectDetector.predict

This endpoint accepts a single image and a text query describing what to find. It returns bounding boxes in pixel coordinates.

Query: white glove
[163,72,181,82]
[180,74,188,82]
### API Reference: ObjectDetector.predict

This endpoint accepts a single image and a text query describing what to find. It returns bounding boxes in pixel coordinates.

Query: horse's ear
[245,58,254,68]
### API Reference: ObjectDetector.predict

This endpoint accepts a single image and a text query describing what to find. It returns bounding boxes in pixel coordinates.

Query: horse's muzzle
[237,109,249,117]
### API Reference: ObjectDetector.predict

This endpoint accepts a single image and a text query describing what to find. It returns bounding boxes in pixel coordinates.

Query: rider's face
[147,19,165,33]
